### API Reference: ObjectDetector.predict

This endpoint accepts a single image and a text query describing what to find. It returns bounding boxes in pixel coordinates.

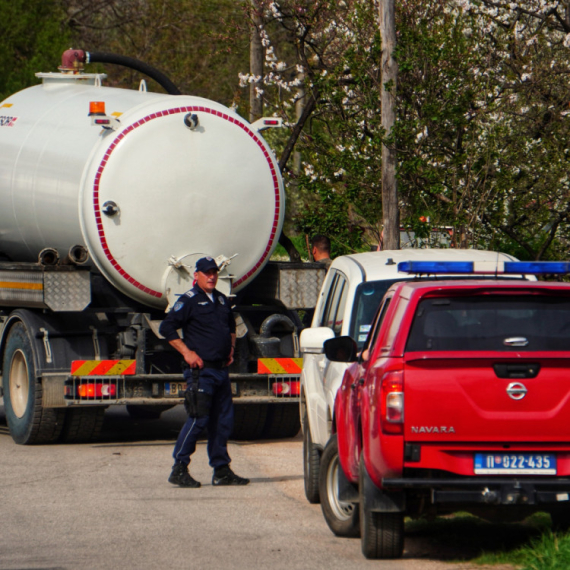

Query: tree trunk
[278,232,302,262]
[279,90,317,172]
[249,0,264,123]
[379,0,400,250]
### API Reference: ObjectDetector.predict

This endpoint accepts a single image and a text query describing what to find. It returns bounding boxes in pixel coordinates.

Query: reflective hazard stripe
[257,358,303,374]
[71,360,136,376]
[0,281,43,290]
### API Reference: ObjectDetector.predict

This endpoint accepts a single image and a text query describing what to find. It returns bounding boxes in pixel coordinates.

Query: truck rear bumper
[41,372,300,407]
[383,477,570,506]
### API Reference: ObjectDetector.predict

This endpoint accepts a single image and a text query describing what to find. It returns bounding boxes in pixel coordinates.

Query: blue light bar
[398,261,474,274]
[504,261,570,274]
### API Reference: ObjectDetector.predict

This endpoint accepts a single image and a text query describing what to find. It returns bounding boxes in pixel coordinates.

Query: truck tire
[319,434,360,536]
[303,412,321,504]
[231,403,268,440]
[60,407,106,443]
[359,455,404,559]
[2,322,64,444]
[263,403,301,439]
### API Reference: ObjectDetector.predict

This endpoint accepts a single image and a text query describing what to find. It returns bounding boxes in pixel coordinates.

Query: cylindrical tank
[0,72,284,308]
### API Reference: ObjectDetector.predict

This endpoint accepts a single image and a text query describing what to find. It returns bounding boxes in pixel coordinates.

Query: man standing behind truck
[159,256,250,488]
[311,235,332,269]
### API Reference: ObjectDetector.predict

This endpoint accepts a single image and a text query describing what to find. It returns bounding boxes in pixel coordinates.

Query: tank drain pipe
[38,248,60,266]
[63,245,90,265]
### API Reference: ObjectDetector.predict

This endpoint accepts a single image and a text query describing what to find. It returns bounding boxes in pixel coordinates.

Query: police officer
[160,256,249,487]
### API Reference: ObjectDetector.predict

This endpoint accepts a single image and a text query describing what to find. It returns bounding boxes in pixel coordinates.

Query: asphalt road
[0,404,515,570]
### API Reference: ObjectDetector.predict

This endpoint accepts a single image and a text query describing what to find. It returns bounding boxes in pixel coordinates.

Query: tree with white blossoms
[240,0,570,259]
[425,0,570,258]
[11,0,569,260]
[239,0,385,255]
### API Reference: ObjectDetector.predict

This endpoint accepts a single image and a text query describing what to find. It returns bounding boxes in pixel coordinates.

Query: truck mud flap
[338,463,359,503]
[362,466,405,513]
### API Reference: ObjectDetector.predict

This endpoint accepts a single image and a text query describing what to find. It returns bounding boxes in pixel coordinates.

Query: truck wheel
[303,412,321,504]
[359,455,404,559]
[2,322,64,444]
[263,403,301,439]
[231,403,268,440]
[319,434,360,536]
[126,404,174,420]
[60,407,106,443]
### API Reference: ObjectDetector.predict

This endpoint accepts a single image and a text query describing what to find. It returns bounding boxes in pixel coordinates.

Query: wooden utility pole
[249,0,264,122]
[379,0,400,250]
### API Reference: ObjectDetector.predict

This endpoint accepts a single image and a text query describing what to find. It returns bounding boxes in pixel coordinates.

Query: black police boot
[168,462,201,488]
[212,465,250,486]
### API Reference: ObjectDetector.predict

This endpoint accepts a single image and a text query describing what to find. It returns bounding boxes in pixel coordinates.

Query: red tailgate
[403,354,570,442]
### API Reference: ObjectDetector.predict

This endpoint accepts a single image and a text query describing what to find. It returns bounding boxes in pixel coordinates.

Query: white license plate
[165,382,185,397]
[474,453,556,475]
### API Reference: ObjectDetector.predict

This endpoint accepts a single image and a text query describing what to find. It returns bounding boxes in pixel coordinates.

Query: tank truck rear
[0,51,323,444]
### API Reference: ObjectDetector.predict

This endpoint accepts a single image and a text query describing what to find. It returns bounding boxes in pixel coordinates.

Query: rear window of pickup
[406,294,570,352]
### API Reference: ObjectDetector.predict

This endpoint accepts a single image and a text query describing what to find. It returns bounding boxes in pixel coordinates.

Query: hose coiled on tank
[60,49,181,95]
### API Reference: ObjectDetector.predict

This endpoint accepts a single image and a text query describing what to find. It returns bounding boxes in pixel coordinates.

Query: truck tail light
[381,370,404,434]
[76,382,117,399]
[272,380,300,396]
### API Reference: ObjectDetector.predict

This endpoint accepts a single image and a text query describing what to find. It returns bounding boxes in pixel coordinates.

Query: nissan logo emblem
[507,382,527,400]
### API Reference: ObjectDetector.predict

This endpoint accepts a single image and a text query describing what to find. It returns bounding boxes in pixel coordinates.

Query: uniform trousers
[172,367,234,468]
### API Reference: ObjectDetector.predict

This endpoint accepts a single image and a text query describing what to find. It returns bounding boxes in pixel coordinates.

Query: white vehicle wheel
[319,434,359,536]
[303,412,321,503]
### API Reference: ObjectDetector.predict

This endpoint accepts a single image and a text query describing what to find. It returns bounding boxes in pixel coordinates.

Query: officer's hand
[226,346,234,367]
[185,351,203,369]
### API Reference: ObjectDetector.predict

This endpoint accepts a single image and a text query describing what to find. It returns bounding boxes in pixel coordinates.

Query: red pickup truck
[322,260,570,559]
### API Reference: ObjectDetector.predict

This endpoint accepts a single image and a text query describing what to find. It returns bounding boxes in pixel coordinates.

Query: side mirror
[300,327,335,353]
[324,336,358,363]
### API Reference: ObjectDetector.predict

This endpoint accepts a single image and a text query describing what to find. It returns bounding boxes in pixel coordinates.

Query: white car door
[301,270,350,448]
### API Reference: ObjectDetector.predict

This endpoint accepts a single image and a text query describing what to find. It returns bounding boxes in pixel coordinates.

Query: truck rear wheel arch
[1,309,113,374]
[1,311,45,376]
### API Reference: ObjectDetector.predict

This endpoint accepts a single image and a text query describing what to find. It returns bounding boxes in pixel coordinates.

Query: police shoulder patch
[173,301,184,312]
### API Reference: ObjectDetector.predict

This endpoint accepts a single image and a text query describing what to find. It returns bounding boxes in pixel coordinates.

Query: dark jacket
[159,285,236,362]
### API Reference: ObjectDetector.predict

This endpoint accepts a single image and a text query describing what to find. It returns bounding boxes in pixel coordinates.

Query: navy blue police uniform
[159,258,247,487]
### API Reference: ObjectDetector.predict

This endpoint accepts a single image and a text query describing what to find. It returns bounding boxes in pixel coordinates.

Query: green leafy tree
[240,0,570,260]
[63,0,249,104]
[0,0,72,101]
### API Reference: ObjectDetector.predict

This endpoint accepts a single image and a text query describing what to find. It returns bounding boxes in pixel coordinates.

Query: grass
[405,512,570,569]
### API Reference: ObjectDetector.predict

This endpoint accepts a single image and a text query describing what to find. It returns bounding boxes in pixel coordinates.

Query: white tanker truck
[0,51,324,444]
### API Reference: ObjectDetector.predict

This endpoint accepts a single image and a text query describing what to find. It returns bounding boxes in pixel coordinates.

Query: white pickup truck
[299,248,518,505]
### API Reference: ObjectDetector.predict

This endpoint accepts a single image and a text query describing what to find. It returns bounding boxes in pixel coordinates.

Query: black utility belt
[202,360,227,370]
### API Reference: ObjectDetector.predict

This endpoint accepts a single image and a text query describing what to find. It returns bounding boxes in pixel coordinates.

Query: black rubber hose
[87,51,181,95]
[260,314,296,337]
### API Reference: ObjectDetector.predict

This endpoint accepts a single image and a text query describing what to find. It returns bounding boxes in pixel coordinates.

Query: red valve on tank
[59,49,86,73]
